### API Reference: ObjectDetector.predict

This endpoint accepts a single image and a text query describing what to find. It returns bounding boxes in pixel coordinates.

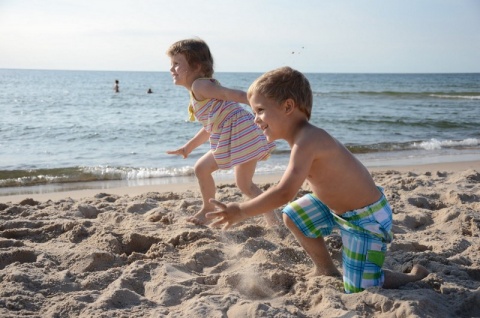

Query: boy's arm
[208,144,313,229]
[192,79,249,105]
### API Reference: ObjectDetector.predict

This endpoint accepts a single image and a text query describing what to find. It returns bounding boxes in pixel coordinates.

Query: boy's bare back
[285,122,381,215]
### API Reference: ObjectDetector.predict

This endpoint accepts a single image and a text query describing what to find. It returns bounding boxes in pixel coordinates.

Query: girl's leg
[283,213,341,277]
[234,160,280,227]
[188,151,219,225]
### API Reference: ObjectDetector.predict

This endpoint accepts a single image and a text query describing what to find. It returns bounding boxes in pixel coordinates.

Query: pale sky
[1,0,479,73]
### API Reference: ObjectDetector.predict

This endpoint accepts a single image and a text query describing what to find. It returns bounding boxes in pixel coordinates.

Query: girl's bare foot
[186,208,213,225]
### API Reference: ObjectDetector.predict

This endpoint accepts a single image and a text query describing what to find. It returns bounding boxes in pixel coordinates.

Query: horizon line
[1,67,480,75]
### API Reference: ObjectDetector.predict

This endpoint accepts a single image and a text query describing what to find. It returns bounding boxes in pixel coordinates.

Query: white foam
[82,166,195,180]
[413,138,479,150]
[430,94,480,100]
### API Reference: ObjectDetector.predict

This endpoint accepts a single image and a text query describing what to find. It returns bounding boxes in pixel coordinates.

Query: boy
[206,67,428,293]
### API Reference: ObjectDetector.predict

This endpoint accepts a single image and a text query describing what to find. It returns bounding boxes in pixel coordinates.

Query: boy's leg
[283,213,340,277]
[340,231,429,293]
[189,151,218,225]
[234,160,280,227]
[383,265,429,289]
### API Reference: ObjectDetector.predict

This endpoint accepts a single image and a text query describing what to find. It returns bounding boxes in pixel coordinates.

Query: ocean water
[1,69,479,193]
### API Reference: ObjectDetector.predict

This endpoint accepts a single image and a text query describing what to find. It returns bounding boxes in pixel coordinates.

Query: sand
[0,161,479,317]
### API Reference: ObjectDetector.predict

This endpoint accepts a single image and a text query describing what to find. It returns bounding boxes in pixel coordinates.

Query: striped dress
[189,78,276,169]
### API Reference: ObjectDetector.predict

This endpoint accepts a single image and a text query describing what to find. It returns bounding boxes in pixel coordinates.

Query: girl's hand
[206,199,247,230]
[166,147,189,159]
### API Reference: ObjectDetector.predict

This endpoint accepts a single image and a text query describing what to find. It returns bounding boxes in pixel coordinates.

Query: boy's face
[249,93,284,142]
[169,53,195,87]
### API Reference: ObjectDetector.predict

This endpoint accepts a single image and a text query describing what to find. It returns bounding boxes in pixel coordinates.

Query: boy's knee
[282,213,295,229]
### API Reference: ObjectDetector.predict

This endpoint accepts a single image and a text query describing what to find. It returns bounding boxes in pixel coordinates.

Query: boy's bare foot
[383,264,429,289]
[186,208,213,225]
[410,264,430,280]
[307,267,342,278]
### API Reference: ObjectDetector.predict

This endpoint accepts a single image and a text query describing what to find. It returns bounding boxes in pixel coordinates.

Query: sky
[0,0,479,73]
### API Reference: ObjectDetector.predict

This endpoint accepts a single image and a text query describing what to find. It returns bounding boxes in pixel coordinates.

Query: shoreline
[1,160,478,204]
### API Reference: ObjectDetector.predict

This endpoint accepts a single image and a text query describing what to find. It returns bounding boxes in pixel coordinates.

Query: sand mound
[1,169,479,317]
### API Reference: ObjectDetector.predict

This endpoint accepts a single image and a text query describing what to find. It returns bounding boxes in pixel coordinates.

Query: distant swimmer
[147,88,153,94]
[114,80,119,93]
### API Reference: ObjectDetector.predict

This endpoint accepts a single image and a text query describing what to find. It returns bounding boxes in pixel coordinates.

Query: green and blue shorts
[283,188,393,293]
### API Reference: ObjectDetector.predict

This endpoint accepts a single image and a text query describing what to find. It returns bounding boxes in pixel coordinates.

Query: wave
[346,138,479,153]
[1,138,478,188]
[412,138,479,150]
[0,166,195,188]
[314,91,480,100]
[347,118,474,129]
[429,94,480,100]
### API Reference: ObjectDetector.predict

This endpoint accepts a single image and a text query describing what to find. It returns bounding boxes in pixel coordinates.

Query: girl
[166,38,278,226]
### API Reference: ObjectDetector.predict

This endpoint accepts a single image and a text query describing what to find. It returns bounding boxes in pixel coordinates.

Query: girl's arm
[166,127,210,158]
[191,79,249,105]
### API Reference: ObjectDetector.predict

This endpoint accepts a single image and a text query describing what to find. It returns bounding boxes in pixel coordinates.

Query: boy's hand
[206,199,246,230]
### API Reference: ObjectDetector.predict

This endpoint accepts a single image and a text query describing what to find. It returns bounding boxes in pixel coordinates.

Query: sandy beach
[0,160,479,317]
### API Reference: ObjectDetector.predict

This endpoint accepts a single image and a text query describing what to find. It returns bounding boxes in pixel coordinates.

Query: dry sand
[0,161,479,317]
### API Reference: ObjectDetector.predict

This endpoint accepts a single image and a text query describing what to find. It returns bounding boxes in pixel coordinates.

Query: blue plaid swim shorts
[282,188,393,293]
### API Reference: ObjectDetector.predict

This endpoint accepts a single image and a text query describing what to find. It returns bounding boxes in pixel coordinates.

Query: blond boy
[207,67,428,293]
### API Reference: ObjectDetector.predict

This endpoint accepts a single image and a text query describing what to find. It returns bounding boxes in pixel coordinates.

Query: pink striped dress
[189,78,276,169]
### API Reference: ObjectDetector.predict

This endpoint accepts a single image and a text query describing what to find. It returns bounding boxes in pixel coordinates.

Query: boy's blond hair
[247,66,313,120]
[166,38,214,78]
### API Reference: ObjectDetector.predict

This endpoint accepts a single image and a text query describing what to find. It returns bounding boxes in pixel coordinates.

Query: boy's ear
[283,99,296,115]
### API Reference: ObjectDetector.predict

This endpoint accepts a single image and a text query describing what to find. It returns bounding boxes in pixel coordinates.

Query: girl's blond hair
[166,38,214,77]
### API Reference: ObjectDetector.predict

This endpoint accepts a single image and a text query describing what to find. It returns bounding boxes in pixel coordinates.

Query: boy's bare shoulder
[297,124,335,149]
[291,124,346,170]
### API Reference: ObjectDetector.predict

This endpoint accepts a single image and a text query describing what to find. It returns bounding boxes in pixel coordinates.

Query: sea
[1,69,479,196]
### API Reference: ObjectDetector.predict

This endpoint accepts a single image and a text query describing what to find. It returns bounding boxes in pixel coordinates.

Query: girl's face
[169,53,198,88]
